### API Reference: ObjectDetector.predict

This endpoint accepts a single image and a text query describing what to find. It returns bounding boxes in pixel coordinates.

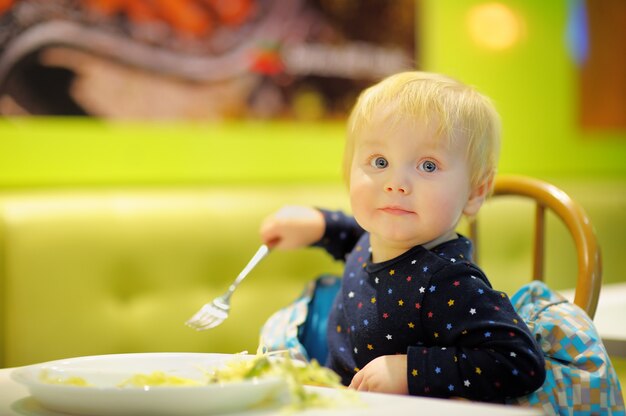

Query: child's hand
[259,205,325,250]
[348,355,409,394]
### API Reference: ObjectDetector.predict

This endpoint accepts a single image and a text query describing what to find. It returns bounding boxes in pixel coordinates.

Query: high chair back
[468,175,602,319]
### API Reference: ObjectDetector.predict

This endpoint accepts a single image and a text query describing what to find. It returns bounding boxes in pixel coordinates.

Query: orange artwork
[0,0,15,14]
[0,0,416,120]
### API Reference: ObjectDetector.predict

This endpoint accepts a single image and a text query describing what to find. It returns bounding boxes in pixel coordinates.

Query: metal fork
[185,244,270,331]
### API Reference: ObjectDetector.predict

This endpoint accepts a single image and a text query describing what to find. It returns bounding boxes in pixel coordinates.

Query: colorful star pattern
[317,209,545,401]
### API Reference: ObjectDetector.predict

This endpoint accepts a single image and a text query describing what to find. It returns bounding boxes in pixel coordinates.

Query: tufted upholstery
[0,185,348,367]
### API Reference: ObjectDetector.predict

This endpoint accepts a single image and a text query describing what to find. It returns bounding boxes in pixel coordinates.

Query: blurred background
[1,0,624,284]
[0,0,625,378]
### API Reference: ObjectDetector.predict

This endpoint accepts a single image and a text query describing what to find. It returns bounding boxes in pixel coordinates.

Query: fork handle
[226,244,270,295]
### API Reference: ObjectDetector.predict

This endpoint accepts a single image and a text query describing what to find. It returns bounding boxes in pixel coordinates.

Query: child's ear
[463,174,494,217]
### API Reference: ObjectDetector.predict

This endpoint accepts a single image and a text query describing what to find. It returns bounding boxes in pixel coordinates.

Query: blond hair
[344,71,501,189]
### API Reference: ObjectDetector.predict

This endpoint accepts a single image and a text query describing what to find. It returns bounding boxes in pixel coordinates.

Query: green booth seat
[0,185,348,368]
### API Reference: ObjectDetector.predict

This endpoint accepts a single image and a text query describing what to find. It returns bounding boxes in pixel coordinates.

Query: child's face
[349,119,479,258]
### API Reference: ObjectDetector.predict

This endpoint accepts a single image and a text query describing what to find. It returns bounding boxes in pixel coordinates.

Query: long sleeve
[312,209,365,261]
[406,263,546,402]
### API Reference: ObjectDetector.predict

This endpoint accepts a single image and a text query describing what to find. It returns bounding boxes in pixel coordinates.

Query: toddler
[260,71,545,402]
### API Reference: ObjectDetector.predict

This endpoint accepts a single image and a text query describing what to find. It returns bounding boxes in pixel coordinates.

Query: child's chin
[379,233,423,248]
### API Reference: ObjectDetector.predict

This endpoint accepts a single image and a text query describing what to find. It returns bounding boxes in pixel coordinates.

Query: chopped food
[118,371,203,387]
[39,369,91,387]
[206,354,352,410]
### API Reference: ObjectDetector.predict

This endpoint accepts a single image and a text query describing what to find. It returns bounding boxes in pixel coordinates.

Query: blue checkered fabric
[508,281,625,415]
[258,279,314,362]
[258,275,341,363]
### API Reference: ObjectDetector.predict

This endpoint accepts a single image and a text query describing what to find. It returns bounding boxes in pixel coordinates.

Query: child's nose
[384,183,410,194]
[384,169,412,194]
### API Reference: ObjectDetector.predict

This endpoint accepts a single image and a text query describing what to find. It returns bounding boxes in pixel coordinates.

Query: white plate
[11,353,289,416]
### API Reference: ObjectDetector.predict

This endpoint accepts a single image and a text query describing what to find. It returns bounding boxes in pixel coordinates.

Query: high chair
[468,174,602,319]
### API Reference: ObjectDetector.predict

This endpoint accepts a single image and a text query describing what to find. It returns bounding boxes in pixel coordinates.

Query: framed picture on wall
[0,0,416,120]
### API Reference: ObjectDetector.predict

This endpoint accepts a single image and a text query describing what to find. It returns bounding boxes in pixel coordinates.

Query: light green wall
[0,119,345,188]
[420,0,626,179]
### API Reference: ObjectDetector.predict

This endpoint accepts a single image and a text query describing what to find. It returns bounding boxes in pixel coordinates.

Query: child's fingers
[259,220,281,248]
[348,370,363,390]
[264,236,281,249]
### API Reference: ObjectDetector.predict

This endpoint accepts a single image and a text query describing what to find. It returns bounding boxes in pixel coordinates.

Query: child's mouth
[379,206,415,215]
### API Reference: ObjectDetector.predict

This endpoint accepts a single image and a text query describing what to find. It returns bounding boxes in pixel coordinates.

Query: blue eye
[420,160,437,172]
[370,156,388,169]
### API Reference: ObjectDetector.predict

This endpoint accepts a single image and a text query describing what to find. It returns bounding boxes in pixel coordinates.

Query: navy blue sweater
[315,210,546,402]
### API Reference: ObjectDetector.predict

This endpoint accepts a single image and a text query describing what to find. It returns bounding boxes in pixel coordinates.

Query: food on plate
[37,353,356,410]
[39,369,91,386]
[206,353,351,410]
[118,371,203,387]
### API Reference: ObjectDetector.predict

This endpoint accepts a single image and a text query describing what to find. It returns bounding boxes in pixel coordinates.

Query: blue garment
[315,209,546,402]
[297,275,342,363]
